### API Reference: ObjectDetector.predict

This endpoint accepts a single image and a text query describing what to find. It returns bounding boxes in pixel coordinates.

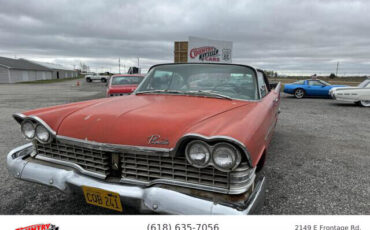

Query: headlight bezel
[20,118,53,144]
[21,120,36,140]
[35,124,52,144]
[211,142,241,172]
[185,140,211,168]
[185,140,242,172]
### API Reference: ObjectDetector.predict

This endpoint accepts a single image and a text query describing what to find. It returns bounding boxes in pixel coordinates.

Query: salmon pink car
[106,74,145,97]
[7,63,281,214]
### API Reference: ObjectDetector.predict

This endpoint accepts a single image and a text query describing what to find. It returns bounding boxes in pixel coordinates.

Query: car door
[257,71,280,145]
[306,80,326,96]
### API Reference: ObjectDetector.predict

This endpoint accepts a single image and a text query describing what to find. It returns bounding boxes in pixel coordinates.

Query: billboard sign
[188,36,233,63]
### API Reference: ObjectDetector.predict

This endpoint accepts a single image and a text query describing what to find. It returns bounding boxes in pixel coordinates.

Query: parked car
[7,63,281,214]
[106,74,145,97]
[329,79,370,107]
[85,73,109,83]
[284,79,348,98]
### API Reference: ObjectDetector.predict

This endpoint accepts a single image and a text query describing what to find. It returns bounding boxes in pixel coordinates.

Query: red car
[106,74,145,97]
[8,63,280,214]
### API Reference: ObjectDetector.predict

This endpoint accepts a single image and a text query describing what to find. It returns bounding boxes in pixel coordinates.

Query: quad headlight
[212,143,241,172]
[185,140,211,168]
[185,140,241,172]
[35,124,51,143]
[21,120,36,139]
[20,119,52,143]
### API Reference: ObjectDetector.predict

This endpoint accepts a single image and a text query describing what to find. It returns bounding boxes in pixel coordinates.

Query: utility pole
[119,58,121,74]
[137,57,140,68]
[336,62,339,76]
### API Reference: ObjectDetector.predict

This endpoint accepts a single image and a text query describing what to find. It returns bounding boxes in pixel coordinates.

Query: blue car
[284,79,348,98]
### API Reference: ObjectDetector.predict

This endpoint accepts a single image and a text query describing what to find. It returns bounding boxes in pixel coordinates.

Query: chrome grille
[121,152,230,190]
[34,140,253,193]
[35,140,110,176]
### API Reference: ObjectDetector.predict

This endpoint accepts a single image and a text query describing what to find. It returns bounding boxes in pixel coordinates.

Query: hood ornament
[148,134,169,145]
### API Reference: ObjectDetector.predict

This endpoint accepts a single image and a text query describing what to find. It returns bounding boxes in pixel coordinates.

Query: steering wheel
[212,83,238,94]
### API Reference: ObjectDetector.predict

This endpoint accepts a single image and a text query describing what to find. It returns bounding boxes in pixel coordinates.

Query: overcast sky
[1,0,370,75]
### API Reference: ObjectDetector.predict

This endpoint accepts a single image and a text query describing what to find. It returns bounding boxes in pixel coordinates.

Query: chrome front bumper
[6,143,266,215]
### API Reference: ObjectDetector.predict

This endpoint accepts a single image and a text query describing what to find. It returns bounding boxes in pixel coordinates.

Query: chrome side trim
[12,113,26,124]
[28,116,57,135]
[175,133,252,167]
[274,82,281,93]
[57,135,171,156]
[35,155,107,179]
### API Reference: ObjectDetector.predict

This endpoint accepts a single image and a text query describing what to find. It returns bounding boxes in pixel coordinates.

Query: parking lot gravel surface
[0,79,369,214]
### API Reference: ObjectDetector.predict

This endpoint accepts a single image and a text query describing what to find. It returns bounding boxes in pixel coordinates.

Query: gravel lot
[0,79,369,214]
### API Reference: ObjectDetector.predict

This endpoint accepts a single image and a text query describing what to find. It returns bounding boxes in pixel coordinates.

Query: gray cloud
[1,0,370,75]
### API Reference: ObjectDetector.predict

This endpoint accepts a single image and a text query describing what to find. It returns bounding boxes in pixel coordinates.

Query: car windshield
[111,76,143,85]
[135,64,259,100]
[358,80,370,88]
[293,80,305,85]
[319,80,331,86]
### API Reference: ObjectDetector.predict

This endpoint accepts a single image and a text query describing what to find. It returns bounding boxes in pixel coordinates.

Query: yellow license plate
[82,186,123,212]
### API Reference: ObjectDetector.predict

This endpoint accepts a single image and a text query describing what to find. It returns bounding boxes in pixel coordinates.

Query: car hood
[330,86,356,91]
[23,95,252,148]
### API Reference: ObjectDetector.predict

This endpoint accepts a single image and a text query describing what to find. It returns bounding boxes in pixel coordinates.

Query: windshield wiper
[186,90,232,100]
[136,89,232,100]
[135,89,184,95]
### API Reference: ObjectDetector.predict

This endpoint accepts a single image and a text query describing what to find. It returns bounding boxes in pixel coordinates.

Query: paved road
[0,80,369,214]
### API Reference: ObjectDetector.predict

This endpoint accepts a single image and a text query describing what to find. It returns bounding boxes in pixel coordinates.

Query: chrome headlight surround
[21,120,36,140]
[35,124,52,144]
[185,140,211,168]
[185,140,242,172]
[212,142,241,172]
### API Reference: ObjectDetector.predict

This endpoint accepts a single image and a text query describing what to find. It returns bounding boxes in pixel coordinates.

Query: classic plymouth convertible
[329,79,370,107]
[7,63,281,214]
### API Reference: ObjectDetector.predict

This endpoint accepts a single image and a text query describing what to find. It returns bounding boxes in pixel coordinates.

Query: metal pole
[119,58,121,74]
[336,62,339,76]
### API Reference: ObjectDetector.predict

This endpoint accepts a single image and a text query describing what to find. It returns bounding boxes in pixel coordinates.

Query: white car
[330,79,370,107]
[85,73,109,83]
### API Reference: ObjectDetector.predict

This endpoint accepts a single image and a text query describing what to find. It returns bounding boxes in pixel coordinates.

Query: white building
[25,60,78,79]
[0,56,52,83]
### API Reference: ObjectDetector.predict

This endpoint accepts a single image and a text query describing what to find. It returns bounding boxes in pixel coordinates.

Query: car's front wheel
[101,78,107,83]
[360,100,370,107]
[294,88,305,99]
[86,78,92,82]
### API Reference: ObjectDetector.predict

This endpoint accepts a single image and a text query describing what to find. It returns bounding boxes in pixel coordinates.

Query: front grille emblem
[148,134,169,145]
[111,153,120,170]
